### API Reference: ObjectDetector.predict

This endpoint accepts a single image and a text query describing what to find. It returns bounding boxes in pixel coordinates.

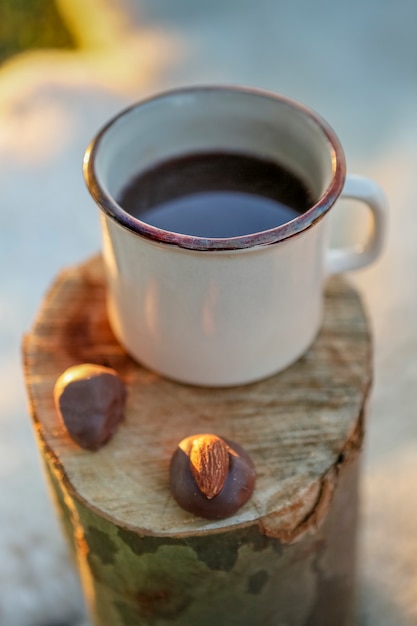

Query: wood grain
[23,254,370,538]
[23,255,371,625]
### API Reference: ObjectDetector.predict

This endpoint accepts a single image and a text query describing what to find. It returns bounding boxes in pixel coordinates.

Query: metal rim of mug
[83,85,346,251]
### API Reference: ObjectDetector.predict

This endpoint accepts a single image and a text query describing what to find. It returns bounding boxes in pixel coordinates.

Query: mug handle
[326,174,388,275]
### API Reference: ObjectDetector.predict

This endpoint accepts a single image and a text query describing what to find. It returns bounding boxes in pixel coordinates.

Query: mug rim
[83,85,346,251]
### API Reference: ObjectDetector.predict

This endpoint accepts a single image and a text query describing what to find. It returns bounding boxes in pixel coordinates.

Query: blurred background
[0,1,416,624]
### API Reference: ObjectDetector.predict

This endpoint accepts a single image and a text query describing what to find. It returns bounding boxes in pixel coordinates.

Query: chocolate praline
[54,363,126,450]
[170,434,256,520]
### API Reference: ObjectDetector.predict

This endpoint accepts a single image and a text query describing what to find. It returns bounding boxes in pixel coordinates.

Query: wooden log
[23,255,372,626]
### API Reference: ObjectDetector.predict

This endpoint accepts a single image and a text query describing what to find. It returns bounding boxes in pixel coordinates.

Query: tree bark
[23,255,372,626]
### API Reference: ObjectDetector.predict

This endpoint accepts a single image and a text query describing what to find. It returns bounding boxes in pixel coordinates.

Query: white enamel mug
[84,86,387,387]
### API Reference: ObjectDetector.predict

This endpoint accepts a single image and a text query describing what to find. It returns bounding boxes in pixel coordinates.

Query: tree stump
[23,255,371,626]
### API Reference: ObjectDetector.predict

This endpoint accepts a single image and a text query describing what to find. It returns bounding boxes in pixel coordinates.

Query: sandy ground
[0,0,416,624]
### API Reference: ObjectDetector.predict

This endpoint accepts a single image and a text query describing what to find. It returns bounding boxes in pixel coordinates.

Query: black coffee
[118,152,314,238]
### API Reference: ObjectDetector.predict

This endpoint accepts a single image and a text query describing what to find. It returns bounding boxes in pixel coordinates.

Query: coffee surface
[118,152,313,238]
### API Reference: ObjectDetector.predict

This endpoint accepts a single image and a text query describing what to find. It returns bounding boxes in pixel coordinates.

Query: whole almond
[189,434,230,499]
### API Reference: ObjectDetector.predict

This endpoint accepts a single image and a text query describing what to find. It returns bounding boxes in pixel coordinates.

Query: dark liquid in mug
[118,152,314,238]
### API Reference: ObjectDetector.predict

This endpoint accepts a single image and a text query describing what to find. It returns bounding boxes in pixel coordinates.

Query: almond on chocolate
[170,433,256,520]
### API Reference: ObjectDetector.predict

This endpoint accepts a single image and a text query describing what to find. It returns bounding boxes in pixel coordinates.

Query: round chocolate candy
[170,433,256,520]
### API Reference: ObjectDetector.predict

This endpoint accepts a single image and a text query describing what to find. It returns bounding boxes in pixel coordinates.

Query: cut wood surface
[23,254,371,542]
[23,255,371,625]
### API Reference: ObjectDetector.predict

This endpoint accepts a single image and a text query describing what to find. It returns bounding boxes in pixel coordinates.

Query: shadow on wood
[23,255,372,626]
